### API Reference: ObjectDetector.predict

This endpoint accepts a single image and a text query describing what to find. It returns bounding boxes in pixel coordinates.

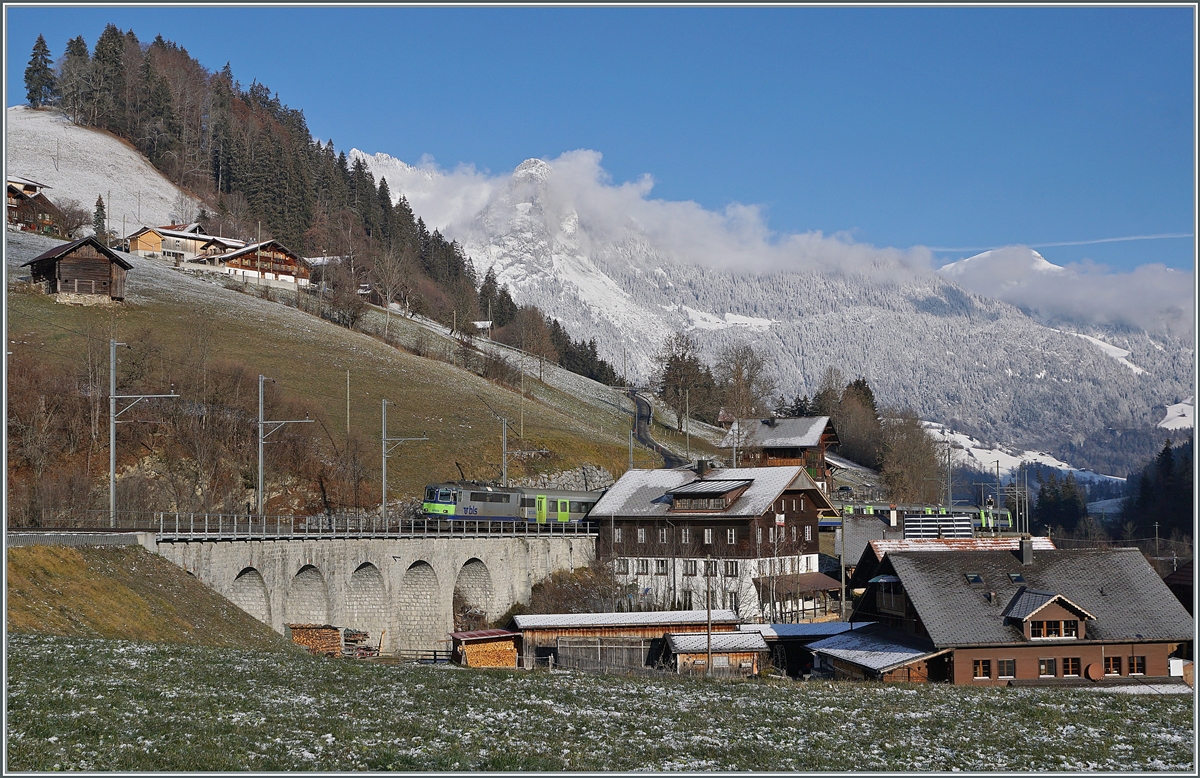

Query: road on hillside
[628,390,689,469]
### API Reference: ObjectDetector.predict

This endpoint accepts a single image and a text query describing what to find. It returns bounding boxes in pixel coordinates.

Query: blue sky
[5,5,1196,272]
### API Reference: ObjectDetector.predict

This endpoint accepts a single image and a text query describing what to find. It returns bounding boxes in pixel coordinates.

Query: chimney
[696,459,710,477]
[1020,534,1034,566]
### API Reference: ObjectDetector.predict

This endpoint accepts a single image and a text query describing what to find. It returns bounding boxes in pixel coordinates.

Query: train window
[425,487,437,502]
[471,492,512,503]
[559,500,568,512]
[438,489,453,503]
[521,497,536,508]
[570,501,586,513]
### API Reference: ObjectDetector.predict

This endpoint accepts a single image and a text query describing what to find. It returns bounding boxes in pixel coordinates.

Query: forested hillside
[21,24,620,386]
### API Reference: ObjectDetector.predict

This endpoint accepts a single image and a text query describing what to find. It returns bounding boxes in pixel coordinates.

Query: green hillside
[6,231,686,521]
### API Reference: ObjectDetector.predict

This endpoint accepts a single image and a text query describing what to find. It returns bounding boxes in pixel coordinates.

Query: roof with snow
[511,609,738,631]
[808,624,945,674]
[215,240,307,265]
[448,629,520,642]
[718,416,836,450]
[589,466,831,519]
[7,175,50,190]
[126,224,245,247]
[848,535,1059,589]
[666,631,768,654]
[738,621,875,640]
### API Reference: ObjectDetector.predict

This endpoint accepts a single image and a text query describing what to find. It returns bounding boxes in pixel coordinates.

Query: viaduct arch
[155,536,589,654]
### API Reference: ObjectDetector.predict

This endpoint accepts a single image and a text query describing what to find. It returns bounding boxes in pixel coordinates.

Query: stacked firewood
[286,624,341,656]
[462,639,518,668]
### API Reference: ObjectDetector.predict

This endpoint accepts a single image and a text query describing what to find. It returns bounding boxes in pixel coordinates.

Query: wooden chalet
[718,416,839,492]
[818,539,1195,686]
[126,223,245,263]
[219,240,311,286]
[21,236,131,301]
[7,177,65,237]
[591,463,838,621]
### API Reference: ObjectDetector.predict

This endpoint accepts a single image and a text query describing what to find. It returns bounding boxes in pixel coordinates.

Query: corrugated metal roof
[739,621,874,640]
[590,467,822,519]
[667,479,752,495]
[512,609,739,630]
[869,536,1057,561]
[809,625,943,674]
[719,416,833,449]
[666,631,768,653]
[449,629,520,642]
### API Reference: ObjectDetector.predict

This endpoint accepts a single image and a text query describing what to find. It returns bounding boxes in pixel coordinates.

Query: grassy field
[5,633,1193,772]
[6,231,686,507]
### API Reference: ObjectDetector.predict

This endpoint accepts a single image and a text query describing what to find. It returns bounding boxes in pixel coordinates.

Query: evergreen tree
[93,195,107,242]
[90,23,127,130]
[57,36,91,124]
[24,34,55,108]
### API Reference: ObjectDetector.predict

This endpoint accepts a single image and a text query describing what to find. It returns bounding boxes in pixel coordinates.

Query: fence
[393,649,452,664]
[555,637,658,676]
[5,531,152,548]
[10,510,598,542]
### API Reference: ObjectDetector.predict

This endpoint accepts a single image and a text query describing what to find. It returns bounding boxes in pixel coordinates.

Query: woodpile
[286,624,341,656]
[461,638,518,668]
[342,629,379,659]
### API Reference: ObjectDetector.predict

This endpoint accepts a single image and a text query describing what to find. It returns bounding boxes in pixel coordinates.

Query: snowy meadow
[5,634,1193,772]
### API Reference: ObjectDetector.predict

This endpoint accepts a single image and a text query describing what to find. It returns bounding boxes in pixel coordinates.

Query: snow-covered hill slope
[351,151,1193,464]
[6,106,205,234]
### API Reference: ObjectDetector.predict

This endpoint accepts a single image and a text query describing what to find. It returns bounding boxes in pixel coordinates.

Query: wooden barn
[219,240,311,286]
[21,236,131,301]
[666,630,768,677]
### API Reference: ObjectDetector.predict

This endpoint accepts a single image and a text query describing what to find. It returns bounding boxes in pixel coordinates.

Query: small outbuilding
[21,236,132,301]
[450,629,521,668]
[666,630,768,677]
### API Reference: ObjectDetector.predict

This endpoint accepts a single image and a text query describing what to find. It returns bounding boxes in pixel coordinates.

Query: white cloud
[937,247,1194,337]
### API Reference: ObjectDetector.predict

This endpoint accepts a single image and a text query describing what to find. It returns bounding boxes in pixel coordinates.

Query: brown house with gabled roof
[21,236,132,301]
[218,239,311,286]
[820,539,1194,686]
[718,416,839,492]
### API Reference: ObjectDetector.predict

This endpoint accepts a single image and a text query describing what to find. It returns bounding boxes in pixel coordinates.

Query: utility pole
[381,398,428,524]
[685,388,690,462]
[258,375,313,517]
[629,429,634,471]
[706,553,712,678]
[110,340,177,527]
[1154,522,1160,557]
[346,370,350,436]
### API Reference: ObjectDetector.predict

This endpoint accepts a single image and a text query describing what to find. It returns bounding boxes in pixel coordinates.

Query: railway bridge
[19,516,596,655]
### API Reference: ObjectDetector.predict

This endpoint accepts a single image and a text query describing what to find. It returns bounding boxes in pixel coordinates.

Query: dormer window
[667,479,751,513]
[964,573,983,585]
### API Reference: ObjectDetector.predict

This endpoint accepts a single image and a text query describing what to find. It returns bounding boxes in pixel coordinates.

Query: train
[421,482,604,523]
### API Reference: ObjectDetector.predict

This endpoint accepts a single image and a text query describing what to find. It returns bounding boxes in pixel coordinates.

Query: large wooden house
[21,236,131,301]
[813,540,1194,685]
[590,463,838,621]
[7,177,65,237]
[219,240,311,286]
[718,416,839,493]
[126,222,245,263]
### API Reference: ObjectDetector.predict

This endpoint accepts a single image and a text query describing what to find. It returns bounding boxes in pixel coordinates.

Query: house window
[615,559,629,575]
[1044,621,1061,638]
[683,590,693,609]
[804,525,812,542]
[1008,572,1025,583]
[792,499,797,511]
[704,560,717,577]
[964,573,983,585]
[768,527,775,543]
[997,659,1016,679]
[655,559,668,575]
[659,527,668,543]
[636,559,649,575]
[1038,658,1057,677]
[613,527,622,544]
[704,528,713,545]
[725,560,739,577]
[726,592,738,612]
[681,527,691,544]
[726,528,736,545]
[1030,621,1044,638]
[683,560,698,576]
[973,659,991,679]
[1063,657,1081,677]
[1062,620,1078,638]
[756,527,762,544]
[1129,656,1146,675]
[801,497,805,512]
[791,525,797,542]
[1104,656,1122,675]
[713,655,730,667]
[638,527,646,544]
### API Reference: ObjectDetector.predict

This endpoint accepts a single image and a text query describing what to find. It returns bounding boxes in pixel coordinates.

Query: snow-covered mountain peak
[939,246,1064,280]
[512,158,553,184]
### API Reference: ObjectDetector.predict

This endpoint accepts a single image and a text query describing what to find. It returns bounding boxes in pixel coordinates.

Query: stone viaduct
[154,533,594,653]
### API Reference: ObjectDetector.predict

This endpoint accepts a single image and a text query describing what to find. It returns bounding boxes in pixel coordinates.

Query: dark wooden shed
[22,236,132,300]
